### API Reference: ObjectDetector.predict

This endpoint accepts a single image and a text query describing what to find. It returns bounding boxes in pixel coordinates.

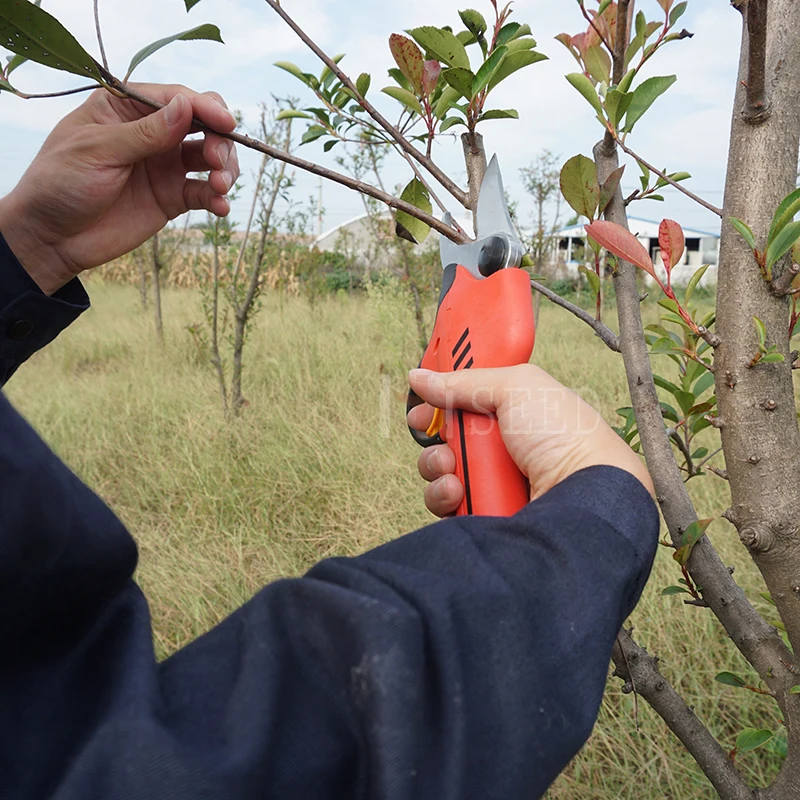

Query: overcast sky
[0,0,742,240]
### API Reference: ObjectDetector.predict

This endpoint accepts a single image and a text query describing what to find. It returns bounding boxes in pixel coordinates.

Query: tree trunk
[151,234,164,342]
[210,233,229,418]
[713,2,800,793]
[137,248,149,311]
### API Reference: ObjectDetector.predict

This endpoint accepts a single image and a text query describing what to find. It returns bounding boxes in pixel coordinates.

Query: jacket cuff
[0,231,89,385]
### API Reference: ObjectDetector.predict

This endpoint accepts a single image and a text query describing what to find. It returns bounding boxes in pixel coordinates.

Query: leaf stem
[13,84,100,100]
[93,0,109,72]
[261,0,468,209]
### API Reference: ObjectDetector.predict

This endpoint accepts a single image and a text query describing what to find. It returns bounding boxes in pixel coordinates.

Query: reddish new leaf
[659,218,685,275]
[389,33,424,95]
[422,59,441,96]
[585,220,657,280]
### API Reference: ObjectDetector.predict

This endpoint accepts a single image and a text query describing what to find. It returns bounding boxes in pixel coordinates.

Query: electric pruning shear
[407,155,536,518]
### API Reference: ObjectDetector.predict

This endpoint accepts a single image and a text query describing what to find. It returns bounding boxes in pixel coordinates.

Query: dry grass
[5,279,786,798]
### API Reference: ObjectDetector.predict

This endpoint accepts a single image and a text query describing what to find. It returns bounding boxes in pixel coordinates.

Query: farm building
[553,217,720,285]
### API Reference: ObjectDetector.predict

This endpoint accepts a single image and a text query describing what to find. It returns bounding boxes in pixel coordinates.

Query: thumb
[409,367,509,415]
[108,94,192,165]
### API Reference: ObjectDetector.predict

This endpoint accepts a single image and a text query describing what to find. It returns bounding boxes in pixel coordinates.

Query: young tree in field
[5,0,800,794]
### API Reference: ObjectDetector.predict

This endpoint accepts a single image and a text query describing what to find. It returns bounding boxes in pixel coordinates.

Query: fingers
[417,444,456,482]
[121,84,237,133]
[409,365,524,416]
[425,474,464,518]
[182,138,240,195]
[407,401,435,433]
[184,179,230,217]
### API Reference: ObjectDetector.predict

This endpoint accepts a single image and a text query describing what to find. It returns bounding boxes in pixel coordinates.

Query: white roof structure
[554,216,720,240]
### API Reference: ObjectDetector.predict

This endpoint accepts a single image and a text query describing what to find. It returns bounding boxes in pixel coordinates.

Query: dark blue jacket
[0,232,659,799]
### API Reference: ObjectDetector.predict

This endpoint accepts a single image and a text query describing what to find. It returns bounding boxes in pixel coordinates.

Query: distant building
[553,216,720,285]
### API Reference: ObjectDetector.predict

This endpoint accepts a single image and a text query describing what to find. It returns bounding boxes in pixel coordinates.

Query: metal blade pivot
[476,155,515,240]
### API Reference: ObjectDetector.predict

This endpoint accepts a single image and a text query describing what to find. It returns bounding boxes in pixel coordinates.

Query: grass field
[5,279,788,798]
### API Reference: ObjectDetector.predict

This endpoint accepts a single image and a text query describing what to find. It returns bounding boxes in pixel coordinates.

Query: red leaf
[585,220,657,280]
[572,32,587,57]
[659,219,685,275]
[389,34,424,95]
[422,60,441,96]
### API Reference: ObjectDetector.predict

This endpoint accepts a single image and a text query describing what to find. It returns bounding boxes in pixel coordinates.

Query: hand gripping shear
[407,156,536,517]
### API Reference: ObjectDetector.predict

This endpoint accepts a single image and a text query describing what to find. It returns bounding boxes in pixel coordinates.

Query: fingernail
[409,368,432,381]
[426,449,443,474]
[221,170,233,192]
[216,141,231,165]
[165,94,186,127]
[433,478,449,501]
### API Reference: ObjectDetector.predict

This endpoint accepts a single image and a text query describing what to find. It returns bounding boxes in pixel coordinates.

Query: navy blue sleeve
[0,230,89,386]
[0,367,659,800]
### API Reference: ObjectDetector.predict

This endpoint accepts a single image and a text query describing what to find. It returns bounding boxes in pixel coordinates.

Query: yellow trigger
[426,407,446,439]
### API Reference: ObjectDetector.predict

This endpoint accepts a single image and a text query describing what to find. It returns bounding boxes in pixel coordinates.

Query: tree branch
[261,0,469,209]
[13,84,100,100]
[530,280,620,352]
[770,261,800,296]
[612,630,756,800]
[102,77,468,245]
[613,135,724,217]
[743,0,771,124]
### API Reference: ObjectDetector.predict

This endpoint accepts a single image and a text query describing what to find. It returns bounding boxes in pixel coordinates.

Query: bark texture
[714,2,800,793]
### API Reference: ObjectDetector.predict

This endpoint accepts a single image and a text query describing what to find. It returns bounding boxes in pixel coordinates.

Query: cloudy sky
[0,0,742,240]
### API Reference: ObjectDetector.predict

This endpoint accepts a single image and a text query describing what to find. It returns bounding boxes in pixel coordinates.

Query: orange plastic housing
[420,265,535,517]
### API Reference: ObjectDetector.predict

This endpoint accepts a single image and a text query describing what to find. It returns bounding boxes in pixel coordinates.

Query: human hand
[0,84,240,295]
[407,364,654,517]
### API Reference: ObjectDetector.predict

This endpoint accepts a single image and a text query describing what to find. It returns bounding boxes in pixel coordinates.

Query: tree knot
[739,524,773,553]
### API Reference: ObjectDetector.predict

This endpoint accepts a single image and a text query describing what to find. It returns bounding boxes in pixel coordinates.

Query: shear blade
[476,155,515,240]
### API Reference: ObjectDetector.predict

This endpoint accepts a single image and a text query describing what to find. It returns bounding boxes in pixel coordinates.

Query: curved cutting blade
[476,155,515,239]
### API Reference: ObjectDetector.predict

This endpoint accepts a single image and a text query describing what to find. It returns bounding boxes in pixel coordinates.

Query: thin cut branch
[262,0,469,210]
[614,135,723,217]
[531,280,620,352]
[743,0,771,124]
[612,630,756,800]
[93,0,109,72]
[103,77,468,245]
[770,261,800,296]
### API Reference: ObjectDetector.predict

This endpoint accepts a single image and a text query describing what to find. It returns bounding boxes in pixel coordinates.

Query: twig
[743,0,771,124]
[668,428,694,473]
[530,280,621,353]
[696,447,724,472]
[578,1,613,53]
[613,135,723,217]
[261,0,469,210]
[770,262,800,296]
[612,630,755,800]
[14,84,99,99]
[102,76,468,245]
[93,0,109,72]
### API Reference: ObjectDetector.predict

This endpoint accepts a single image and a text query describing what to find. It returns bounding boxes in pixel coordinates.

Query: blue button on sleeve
[0,230,89,386]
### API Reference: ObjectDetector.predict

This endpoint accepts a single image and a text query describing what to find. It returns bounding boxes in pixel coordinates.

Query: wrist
[0,193,77,296]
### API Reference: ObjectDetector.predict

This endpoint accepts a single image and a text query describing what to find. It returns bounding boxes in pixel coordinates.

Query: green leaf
[673,518,713,565]
[730,217,757,251]
[761,352,786,363]
[715,672,747,688]
[685,263,710,306]
[407,26,470,69]
[496,22,521,47]
[388,67,413,93]
[566,72,604,116]
[623,75,677,132]
[125,24,223,80]
[323,139,339,153]
[654,374,683,398]
[618,68,636,93]
[662,585,691,596]
[790,685,800,694]
[650,337,683,355]
[760,591,777,606]
[598,0,613,14]
[579,265,601,296]
[434,86,462,118]
[670,1,688,25]
[766,220,800,270]
[0,0,104,81]
[478,108,519,121]
[439,116,467,132]
[381,86,422,115]
[441,67,475,100]
[736,728,773,753]
[0,76,15,92]
[184,0,203,9]
[692,447,709,460]
[604,89,633,130]
[560,154,600,221]
[472,45,507,96]
[506,37,537,54]
[275,109,313,121]
[584,44,611,85]
[356,72,371,97]
[459,9,487,38]
[692,371,715,398]
[396,178,432,244]
[319,53,345,88]
[300,125,327,145]
[488,50,547,91]
[768,188,800,244]
[275,61,311,86]
[753,316,767,348]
